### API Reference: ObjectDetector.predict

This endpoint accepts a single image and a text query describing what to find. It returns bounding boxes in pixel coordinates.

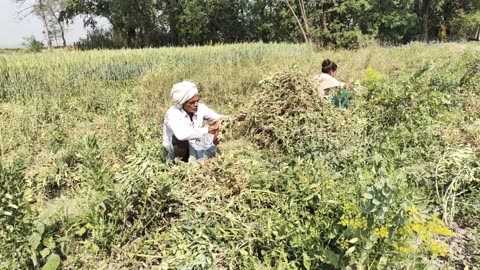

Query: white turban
[171,81,199,108]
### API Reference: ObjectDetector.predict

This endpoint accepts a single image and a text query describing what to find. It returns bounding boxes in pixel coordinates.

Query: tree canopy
[59,0,480,48]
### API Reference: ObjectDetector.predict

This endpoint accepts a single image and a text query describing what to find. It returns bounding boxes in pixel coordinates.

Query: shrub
[244,69,337,153]
[449,11,480,41]
[339,178,454,268]
[314,29,366,50]
[76,29,123,50]
[460,58,480,93]
[22,36,44,53]
[0,161,33,269]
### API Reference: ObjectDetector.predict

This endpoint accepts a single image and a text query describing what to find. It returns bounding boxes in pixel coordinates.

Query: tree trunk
[298,0,310,42]
[50,7,67,47]
[58,19,67,47]
[321,1,334,32]
[285,0,309,43]
[38,0,53,49]
[321,3,327,31]
[126,28,137,48]
[422,0,438,43]
[423,11,429,43]
[422,0,431,42]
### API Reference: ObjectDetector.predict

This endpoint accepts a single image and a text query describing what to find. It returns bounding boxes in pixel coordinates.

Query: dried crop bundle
[244,69,337,152]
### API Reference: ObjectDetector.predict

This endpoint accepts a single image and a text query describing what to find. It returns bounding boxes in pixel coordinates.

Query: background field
[1,42,479,269]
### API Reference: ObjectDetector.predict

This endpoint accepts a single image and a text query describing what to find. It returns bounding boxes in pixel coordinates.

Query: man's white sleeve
[166,113,208,141]
[202,104,224,121]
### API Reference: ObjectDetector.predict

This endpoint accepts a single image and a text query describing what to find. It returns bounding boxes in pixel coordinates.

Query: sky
[0,0,107,48]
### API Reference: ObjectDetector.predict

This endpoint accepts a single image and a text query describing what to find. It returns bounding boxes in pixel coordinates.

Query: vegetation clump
[245,69,337,152]
[460,57,480,92]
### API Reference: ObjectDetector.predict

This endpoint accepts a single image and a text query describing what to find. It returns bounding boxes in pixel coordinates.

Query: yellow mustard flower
[409,222,428,241]
[429,240,451,257]
[343,202,358,212]
[407,205,420,216]
[339,215,349,226]
[427,217,454,236]
[392,242,413,254]
[375,226,389,238]
[339,215,367,230]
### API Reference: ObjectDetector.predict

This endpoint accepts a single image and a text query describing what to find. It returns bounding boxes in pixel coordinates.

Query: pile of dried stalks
[244,70,337,152]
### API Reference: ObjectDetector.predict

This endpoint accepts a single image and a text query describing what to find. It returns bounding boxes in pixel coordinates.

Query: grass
[0,42,479,269]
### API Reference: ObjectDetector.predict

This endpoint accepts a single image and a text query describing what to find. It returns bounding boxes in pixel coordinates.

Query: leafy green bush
[121,148,455,269]
[449,11,480,41]
[76,29,123,50]
[362,67,384,89]
[460,58,480,93]
[0,161,68,270]
[314,29,367,50]
[339,178,454,268]
[22,36,44,53]
[0,161,33,269]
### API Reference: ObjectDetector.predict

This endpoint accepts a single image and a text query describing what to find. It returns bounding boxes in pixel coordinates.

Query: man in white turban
[163,80,246,162]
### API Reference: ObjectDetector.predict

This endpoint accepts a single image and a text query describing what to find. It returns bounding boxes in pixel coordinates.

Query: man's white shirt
[163,103,224,154]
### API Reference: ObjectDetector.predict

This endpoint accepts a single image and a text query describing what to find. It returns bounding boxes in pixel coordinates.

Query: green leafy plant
[0,161,33,269]
[23,36,44,53]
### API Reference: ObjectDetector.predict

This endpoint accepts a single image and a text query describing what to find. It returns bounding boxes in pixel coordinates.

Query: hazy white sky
[0,0,107,48]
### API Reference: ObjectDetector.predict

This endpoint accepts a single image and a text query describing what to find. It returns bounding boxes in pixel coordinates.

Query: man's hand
[208,119,222,134]
[213,134,221,145]
[235,111,247,121]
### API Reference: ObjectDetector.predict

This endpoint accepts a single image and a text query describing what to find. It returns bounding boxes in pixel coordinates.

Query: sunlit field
[1,42,479,269]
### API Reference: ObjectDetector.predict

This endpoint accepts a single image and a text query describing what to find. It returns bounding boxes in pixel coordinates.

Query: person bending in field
[314,59,354,108]
[315,59,353,98]
[163,80,247,162]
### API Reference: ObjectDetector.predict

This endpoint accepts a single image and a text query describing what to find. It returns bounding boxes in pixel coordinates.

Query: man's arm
[202,104,247,122]
[167,118,208,141]
[166,111,220,141]
[201,104,225,122]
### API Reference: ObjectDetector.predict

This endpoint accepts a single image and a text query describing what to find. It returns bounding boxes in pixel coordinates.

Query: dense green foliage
[0,43,479,269]
[61,0,480,49]
[22,37,45,53]
[450,11,480,40]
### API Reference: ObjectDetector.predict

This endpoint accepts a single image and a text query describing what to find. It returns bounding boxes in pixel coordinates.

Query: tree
[368,0,419,43]
[420,0,444,42]
[17,0,53,49]
[173,0,247,44]
[16,0,69,48]
[62,0,161,48]
[37,0,54,48]
[53,0,478,49]
[45,0,68,46]
[284,0,310,43]
[243,0,301,43]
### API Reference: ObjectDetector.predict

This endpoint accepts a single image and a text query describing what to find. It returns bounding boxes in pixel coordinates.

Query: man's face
[182,94,200,114]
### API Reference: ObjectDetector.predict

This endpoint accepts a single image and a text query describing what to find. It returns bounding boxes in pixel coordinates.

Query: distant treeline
[60,0,480,49]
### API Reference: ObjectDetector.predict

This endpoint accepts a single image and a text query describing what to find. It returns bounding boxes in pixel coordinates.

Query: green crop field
[1,42,479,269]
